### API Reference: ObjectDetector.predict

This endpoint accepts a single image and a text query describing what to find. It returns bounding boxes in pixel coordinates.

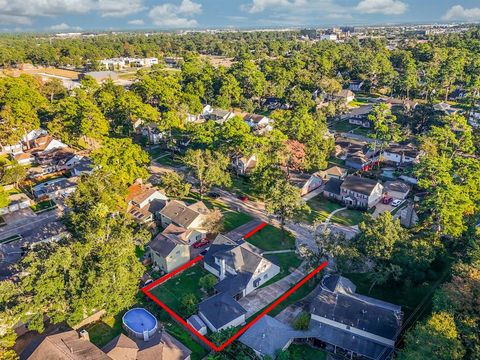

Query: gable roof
[148,234,187,258]
[26,330,110,360]
[239,316,299,358]
[162,223,190,242]
[341,176,380,196]
[199,292,247,329]
[318,166,348,178]
[160,200,208,228]
[127,183,165,207]
[323,178,343,195]
[384,180,411,194]
[103,331,191,360]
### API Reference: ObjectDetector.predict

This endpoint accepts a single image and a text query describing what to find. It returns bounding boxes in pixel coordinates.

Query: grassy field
[148,265,210,317]
[306,197,365,226]
[222,210,253,231]
[84,313,124,348]
[286,344,327,359]
[246,224,296,251]
[230,175,259,200]
[30,200,56,213]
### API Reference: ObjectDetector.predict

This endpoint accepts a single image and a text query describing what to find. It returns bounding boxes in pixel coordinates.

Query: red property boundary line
[142,255,328,352]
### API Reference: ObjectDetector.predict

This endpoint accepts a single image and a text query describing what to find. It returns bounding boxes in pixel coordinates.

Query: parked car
[208,191,221,199]
[200,248,210,255]
[193,239,209,248]
[382,196,393,204]
[238,195,249,202]
[392,199,403,207]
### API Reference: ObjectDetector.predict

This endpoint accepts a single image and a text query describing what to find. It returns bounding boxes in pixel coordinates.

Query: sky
[1,0,480,32]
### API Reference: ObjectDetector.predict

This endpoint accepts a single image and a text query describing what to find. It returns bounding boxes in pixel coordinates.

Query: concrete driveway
[238,265,306,318]
[372,202,394,218]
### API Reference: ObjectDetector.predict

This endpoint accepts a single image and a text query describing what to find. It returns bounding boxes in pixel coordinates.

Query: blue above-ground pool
[122,308,158,341]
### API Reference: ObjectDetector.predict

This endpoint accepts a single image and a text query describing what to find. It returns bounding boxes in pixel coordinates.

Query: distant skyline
[1,0,480,33]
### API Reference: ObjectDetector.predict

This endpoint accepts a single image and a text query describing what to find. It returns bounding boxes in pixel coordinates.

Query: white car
[391,199,403,207]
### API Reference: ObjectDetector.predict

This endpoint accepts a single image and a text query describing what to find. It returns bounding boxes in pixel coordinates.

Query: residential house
[159,200,210,245]
[349,80,364,92]
[349,115,372,128]
[186,105,212,123]
[231,154,257,176]
[203,234,280,299]
[204,108,235,124]
[399,201,419,228]
[433,102,459,115]
[322,178,344,203]
[382,144,421,166]
[126,180,168,224]
[239,315,298,359]
[243,113,272,129]
[262,97,289,110]
[340,104,372,120]
[32,177,78,200]
[27,148,78,178]
[146,233,190,273]
[27,135,68,155]
[142,123,165,144]
[24,330,110,360]
[0,193,32,215]
[198,292,247,332]
[23,327,192,360]
[71,158,94,177]
[317,166,348,182]
[12,152,34,166]
[104,330,191,360]
[329,89,355,104]
[384,180,411,200]
[340,176,383,209]
[1,141,23,155]
[24,129,48,143]
[289,172,323,196]
[164,56,183,68]
[308,274,402,360]
[449,88,468,101]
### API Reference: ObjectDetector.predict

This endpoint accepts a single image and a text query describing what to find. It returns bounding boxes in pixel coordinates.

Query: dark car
[208,191,221,199]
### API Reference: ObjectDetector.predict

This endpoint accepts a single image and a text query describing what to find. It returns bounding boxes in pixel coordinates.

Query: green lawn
[229,176,259,200]
[286,344,327,359]
[344,271,446,319]
[263,252,303,287]
[306,197,365,226]
[30,200,56,213]
[222,211,253,232]
[148,265,210,318]
[184,192,230,211]
[84,313,124,348]
[246,224,296,251]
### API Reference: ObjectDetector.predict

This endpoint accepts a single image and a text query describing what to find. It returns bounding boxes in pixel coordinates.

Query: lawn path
[320,206,347,231]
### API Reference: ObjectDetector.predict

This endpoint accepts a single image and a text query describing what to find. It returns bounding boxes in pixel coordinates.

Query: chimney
[79,329,90,342]
[219,258,226,280]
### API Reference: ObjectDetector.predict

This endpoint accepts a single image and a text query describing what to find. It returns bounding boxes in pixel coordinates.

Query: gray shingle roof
[199,292,247,329]
[160,200,206,228]
[323,178,343,195]
[341,176,380,196]
[239,316,299,358]
[148,234,185,258]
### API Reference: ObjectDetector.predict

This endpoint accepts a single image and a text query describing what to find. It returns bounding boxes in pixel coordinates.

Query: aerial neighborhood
[0,18,479,360]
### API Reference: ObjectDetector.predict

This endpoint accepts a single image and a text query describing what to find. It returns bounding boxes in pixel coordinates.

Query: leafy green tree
[199,274,217,294]
[358,212,410,262]
[41,78,67,103]
[182,149,231,197]
[160,171,191,198]
[398,312,465,360]
[293,312,310,330]
[92,138,149,187]
[0,187,9,208]
[368,103,400,155]
[265,179,310,239]
[180,294,198,317]
[1,163,26,187]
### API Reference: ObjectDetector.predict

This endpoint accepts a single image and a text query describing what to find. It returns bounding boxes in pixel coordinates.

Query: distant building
[80,71,118,83]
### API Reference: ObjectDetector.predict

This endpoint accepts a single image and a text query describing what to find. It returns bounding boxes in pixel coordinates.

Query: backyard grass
[263,252,303,287]
[84,313,124,348]
[148,265,210,318]
[306,196,365,226]
[222,211,253,231]
[246,224,296,251]
[229,175,259,200]
[286,344,327,359]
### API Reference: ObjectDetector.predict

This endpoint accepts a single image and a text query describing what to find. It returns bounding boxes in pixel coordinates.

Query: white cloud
[149,0,202,28]
[0,0,145,20]
[128,19,145,25]
[244,0,305,14]
[0,14,31,25]
[49,23,82,31]
[356,0,407,15]
[442,5,480,22]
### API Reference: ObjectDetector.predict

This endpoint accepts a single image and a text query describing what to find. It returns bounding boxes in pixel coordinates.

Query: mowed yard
[148,265,210,318]
[306,196,365,227]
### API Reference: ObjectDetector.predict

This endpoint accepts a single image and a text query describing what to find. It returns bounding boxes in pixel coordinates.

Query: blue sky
[1,0,480,32]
